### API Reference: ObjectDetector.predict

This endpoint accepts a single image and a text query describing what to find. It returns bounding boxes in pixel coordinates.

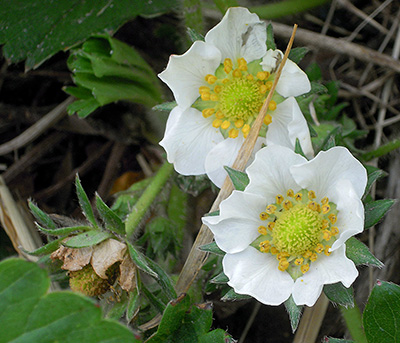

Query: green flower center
[252,189,340,279]
[192,57,280,139]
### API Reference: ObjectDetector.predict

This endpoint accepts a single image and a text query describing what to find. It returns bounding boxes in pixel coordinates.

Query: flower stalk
[125,161,174,239]
[340,303,368,343]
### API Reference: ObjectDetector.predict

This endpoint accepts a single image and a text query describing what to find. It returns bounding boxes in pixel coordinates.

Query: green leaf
[363,281,400,343]
[187,27,205,42]
[361,139,400,162]
[199,242,225,256]
[153,101,177,112]
[224,166,249,191]
[199,329,227,343]
[364,166,387,199]
[284,295,303,333]
[364,199,395,228]
[28,201,57,230]
[35,223,92,236]
[345,237,383,268]
[210,272,229,284]
[25,237,65,256]
[63,230,112,248]
[0,258,135,342]
[295,138,306,158]
[0,0,178,69]
[75,175,98,229]
[141,284,166,314]
[288,47,309,64]
[126,289,140,322]
[221,288,251,301]
[126,241,158,279]
[324,283,354,308]
[266,23,276,50]
[95,193,125,235]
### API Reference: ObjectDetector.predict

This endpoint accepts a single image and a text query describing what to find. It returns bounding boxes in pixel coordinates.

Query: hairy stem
[340,303,368,343]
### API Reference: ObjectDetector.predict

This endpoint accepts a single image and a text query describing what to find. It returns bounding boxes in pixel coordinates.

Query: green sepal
[63,230,112,248]
[364,199,395,229]
[221,288,251,301]
[95,193,125,235]
[363,166,387,199]
[288,47,309,64]
[126,241,158,279]
[199,242,225,256]
[75,174,98,229]
[187,27,205,42]
[28,200,57,230]
[266,23,276,50]
[204,210,220,217]
[35,223,91,236]
[210,271,229,284]
[153,101,177,112]
[24,237,65,256]
[345,237,383,268]
[295,138,306,158]
[284,295,303,333]
[363,281,400,343]
[224,166,249,191]
[323,283,354,308]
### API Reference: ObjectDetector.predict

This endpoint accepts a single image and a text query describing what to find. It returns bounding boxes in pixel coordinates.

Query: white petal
[330,179,365,251]
[246,145,306,201]
[202,191,267,253]
[205,7,266,63]
[260,49,283,73]
[276,59,311,97]
[158,41,221,108]
[292,245,358,306]
[163,106,184,139]
[223,247,293,305]
[205,135,244,188]
[160,107,224,175]
[291,146,367,200]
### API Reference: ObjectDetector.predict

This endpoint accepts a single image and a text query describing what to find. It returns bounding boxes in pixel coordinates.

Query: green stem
[340,303,368,343]
[251,0,330,19]
[125,161,174,239]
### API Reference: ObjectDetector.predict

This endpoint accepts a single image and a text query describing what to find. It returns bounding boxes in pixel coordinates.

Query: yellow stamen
[267,222,275,231]
[221,120,231,130]
[310,253,318,262]
[246,74,254,80]
[258,226,267,235]
[263,114,272,125]
[199,86,210,94]
[287,189,294,197]
[214,85,222,93]
[295,258,304,266]
[232,69,242,78]
[322,204,331,214]
[234,119,244,128]
[259,240,271,253]
[270,247,279,255]
[266,204,277,214]
[328,214,337,224]
[265,81,273,90]
[303,250,312,258]
[242,124,250,134]
[256,71,269,80]
[222,78,229,84]
[278,259,289,271]
[259,84,268,94]
[205,74,217,84]
[228,128,239,138]
[321,197,329,205]
[324,246,331,256]
[212,119,222,128]
[323,230,331,241]
[294,193,302,201]
[215,111,224,119]
[268,100,277,111]
[322,219,329,230]
[315,244,324,254]
[210,94,219,101]
[308,201,318,211]
[283,200,293,210]
[259,212,269,221]
[276,194,284,204]
[308,190,316,199]
[202,108,214,118]
[201,92,210,101]
[331,226,339,236]
[301,264,310,274]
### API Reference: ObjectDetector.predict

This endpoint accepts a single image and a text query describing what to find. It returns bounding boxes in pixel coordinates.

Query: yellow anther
[324,246,332,256]
[283,200,293,210]
[328,214,337,224]
[308,190,316,199]
[308,201,318,211]
[246,74,254,80]
[210,93,219,101]
[212,119,222,128]
[234,119,244,128]
[222,78,230,84]
[267,222,275,231]
[322,204,331,214]
[242,124,250,134]
[323,230,332,241]
[303,250,312,258]
[266,204,277,214]
[315,244,324,254]
[224,58,233,67]
[278,259,289,271]
[199,86,210,94]
[239,64,247,71]
[259,212,269,221]
[263,114,272,125]
[321,197,329,205]
[201,92,210,101]
[215,111,224,119]
[214,85,222,93]
[287,189,294,197]
[321,220,329,231]
[224,66,232,74]
[259,84,268,94]
[310,253,318,262]
[202,108,214,118]
[276,194,284,204]
[256,71,269,80]
[268,100,277,111]
[228,128,239,138]
[331,226,339,236]
[295,258,304,266]
[265,81,273,90]
[221,120,231,130]
[301,264,310,274]
[258,225,267,235]
[270,247,279,255]
[237,57,246,66]
[205,74,217,84]
[294,193,302,201]
[259,240,271,253]
[232,69,242,78]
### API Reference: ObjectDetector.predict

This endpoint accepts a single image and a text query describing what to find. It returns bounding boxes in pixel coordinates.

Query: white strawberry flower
[202,145,367,306]
[159,7,312,187]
